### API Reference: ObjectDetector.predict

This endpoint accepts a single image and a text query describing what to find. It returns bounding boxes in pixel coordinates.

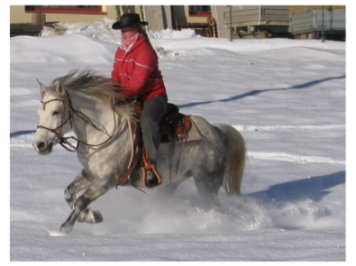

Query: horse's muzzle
[33,140,53,155]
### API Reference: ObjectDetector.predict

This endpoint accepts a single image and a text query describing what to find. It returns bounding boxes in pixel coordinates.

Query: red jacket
[111,35,167,101]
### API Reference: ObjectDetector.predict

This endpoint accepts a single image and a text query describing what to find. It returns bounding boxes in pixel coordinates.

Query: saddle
[117,101,191,188]
[158,103,191,143]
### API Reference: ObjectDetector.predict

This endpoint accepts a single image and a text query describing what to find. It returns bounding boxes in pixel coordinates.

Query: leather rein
[38,90,142,188]
[37,91,117,153]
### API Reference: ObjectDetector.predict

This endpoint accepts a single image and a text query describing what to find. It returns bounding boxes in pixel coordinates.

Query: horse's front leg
[60,176,116,234]
[64,169,101,224]
[64,169,92,209]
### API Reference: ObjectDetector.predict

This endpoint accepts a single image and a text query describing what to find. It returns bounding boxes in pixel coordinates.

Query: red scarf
[121,32,141,52]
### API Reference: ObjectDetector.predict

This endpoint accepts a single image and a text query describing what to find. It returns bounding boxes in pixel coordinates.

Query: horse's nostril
[37,142,47,151]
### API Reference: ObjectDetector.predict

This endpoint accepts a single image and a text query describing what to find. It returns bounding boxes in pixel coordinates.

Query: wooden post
[322,6,325,42]
[31,12,45,25]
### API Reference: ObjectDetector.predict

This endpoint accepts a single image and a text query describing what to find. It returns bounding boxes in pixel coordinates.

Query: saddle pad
[184,116,204,142]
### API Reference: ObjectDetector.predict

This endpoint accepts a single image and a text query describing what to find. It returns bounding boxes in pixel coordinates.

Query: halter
[37,91,117,153]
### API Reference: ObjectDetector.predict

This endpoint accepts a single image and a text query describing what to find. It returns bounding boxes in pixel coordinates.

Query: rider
[111,13,168,187]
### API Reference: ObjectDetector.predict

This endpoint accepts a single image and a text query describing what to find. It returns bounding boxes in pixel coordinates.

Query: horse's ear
[55,80,66,95]
[37,79,47,98]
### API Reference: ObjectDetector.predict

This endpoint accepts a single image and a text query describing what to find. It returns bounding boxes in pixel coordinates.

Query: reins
[38,89,144,191]
[37,90,117,153]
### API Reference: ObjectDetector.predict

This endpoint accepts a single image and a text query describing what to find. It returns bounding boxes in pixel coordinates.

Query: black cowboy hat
[112,13,148,30]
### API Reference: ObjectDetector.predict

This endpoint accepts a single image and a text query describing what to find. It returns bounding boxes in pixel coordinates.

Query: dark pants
[141,95,168,161]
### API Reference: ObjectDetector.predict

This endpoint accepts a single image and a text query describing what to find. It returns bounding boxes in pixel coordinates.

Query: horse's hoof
[60,223,73,234]
[93,210,103,223]
[78,209,103,224]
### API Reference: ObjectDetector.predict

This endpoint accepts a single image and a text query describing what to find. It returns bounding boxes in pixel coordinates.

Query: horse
[32,70,247,234]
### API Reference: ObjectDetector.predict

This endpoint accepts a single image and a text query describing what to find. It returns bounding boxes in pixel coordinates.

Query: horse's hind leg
[64,169,103,225]
[193,169,225,213]
[60,176,116,234]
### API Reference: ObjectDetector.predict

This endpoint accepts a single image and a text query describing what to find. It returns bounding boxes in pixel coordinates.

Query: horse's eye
[52,111,59,116]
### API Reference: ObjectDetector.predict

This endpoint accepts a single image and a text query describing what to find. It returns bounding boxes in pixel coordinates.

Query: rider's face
[121,27,139,39]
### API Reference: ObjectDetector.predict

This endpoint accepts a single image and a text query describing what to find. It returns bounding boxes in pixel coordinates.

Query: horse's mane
[49,69,138,123]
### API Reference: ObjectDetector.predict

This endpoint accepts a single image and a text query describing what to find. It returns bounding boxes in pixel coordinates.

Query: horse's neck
[70,93,135,174]
[71,94,123,145]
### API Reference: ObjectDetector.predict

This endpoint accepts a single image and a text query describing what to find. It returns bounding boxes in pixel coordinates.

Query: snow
[9,20,349,262]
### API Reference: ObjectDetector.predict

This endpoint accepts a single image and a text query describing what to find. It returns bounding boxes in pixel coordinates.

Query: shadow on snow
[178,75,345,109]
[10,130,36,139]
[245,171,345,205]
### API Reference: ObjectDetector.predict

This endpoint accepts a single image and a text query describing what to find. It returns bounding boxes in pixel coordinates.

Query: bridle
[37,91,117,153]
[37,90,143,189]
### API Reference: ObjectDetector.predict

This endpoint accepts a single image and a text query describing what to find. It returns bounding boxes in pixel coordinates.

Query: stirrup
[142,164,162,188]
[141,147,162,188]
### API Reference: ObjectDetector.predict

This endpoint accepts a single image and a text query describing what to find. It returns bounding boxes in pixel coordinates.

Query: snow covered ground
[9,21,347,261]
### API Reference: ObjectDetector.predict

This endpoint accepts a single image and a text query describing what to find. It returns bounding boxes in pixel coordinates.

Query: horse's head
[33,79,73,155]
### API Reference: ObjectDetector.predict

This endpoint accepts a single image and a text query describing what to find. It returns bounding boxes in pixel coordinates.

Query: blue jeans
[141,95,168,161]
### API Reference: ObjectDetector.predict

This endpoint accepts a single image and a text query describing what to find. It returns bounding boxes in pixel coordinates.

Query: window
[25,6,105,15]
[189,6,211,17]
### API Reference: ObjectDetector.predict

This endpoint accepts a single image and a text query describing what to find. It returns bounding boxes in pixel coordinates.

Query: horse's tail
[214,124,247,195]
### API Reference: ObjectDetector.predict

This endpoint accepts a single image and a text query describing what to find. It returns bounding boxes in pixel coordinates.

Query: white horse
[33,70,247,234]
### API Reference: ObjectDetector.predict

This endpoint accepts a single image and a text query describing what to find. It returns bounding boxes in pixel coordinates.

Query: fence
[10,5,346,43]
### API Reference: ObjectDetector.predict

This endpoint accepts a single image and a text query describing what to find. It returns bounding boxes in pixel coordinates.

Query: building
[289,6,346,40]
[10,5,345,40]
